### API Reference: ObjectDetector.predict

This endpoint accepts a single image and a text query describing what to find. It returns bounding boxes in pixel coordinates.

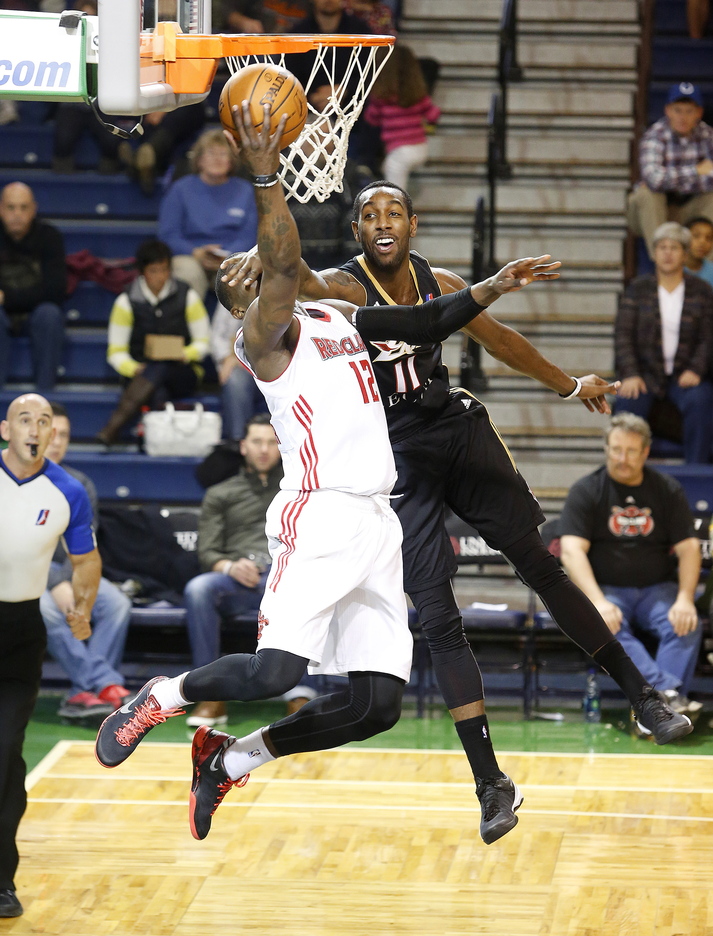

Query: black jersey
[341,251,454,442]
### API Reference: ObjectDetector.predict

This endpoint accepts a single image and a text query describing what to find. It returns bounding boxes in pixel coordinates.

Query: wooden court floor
[5,742,713,936]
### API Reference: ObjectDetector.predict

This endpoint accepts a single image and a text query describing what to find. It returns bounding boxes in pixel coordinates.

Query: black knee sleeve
[182,648,309,702]
[268,672,404,756]
[501,529,618,657]
[410,581,484,708]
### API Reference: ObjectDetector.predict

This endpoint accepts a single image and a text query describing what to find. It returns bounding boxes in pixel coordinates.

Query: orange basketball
[219,63,308,149]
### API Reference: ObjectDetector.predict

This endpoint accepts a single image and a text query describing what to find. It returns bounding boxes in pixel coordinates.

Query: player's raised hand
[490,255,561,294]
[229,101,287,178]
[575,375,621,414]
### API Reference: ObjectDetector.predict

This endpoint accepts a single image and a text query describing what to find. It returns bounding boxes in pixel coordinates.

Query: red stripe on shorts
[293,396,320,489]
[270,489,311,591]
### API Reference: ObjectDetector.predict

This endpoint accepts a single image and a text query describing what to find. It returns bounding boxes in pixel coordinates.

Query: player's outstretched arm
[457,257,619,413]
[226,102,301,373]
[220,250,366,304]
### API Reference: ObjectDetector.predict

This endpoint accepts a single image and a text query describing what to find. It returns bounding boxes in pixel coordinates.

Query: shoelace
[209,774,250,817]
[116,700,185,747]
[637,689,674,723]
[478,779,508,821]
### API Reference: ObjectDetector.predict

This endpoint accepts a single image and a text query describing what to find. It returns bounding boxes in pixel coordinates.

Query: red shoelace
[115,700,185,747]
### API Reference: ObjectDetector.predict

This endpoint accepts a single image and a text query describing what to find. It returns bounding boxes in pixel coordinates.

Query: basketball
[219,63,308,149]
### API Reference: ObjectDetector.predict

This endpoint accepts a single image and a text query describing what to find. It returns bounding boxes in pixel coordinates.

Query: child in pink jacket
[364,44,441,190]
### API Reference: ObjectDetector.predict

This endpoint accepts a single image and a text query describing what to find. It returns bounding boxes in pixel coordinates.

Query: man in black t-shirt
[560,413,703,715]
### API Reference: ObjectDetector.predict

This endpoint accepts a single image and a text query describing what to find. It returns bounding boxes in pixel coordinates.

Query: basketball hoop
[140,29,394,203]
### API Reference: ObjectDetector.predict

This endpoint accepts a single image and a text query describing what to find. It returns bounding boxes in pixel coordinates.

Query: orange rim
[141,26,394,95]
[141,30,394,63]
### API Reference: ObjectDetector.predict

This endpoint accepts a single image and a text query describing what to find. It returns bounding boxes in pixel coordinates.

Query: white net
[227,41,392,204]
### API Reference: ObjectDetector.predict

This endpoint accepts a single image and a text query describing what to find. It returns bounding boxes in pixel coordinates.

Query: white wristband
[559,377,582,400]
[222,560,233,575]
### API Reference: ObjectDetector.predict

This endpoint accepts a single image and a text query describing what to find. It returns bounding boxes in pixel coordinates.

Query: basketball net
[226,42,392,204]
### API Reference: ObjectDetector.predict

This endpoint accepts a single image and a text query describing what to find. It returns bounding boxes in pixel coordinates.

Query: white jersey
[0,456,96,602]
[235,302,397,496]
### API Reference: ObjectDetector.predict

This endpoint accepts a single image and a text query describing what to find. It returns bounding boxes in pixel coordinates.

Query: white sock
[149,673,191,711]
[223,728,276,780]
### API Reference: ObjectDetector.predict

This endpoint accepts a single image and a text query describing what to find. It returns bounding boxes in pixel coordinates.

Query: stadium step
[0,168,161,219]
[0,389,221,441]
[425,128,630,172]
[64,281,120,326]
[50,218,155,258]
[62,451,205,502]
[8,331,114,383]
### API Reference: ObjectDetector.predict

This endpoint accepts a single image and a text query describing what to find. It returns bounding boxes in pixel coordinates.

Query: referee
[0,394,101,918]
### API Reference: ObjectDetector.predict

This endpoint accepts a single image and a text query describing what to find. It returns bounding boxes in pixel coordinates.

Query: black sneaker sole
[652,715,694,745]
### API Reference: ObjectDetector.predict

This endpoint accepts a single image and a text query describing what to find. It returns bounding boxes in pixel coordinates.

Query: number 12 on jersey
[349,359,380,404]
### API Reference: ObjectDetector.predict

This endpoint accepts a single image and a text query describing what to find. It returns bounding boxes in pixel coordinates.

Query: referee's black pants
[0,600,46,891]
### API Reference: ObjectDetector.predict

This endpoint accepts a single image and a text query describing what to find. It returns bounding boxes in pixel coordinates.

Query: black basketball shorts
[391,393,545,594]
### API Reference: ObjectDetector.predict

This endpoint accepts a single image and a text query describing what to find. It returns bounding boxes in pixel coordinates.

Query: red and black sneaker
[189,726,249,841]
[95,676,184,768]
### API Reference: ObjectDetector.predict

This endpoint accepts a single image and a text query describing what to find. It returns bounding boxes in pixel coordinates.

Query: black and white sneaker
[633,687,693,744]
[475,773,523,845]
[95,676,184,768]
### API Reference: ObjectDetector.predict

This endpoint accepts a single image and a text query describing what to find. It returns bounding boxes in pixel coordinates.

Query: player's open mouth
[374,237,395,253]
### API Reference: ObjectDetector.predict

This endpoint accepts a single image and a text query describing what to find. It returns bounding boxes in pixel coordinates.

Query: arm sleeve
[354,287,484,343]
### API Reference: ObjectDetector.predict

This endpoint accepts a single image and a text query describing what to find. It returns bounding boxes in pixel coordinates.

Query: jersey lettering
[311,333,367,361]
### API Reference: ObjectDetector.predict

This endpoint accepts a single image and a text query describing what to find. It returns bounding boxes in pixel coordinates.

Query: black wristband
[252,172,280,188]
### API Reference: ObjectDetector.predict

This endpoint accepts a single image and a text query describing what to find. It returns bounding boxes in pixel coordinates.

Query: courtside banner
[0,11,88,101]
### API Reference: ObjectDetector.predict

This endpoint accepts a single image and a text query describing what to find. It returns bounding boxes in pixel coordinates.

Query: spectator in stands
[96,238,210,446]
[158,129,258,298]
[210,301,267,440]
[125,102,206,197]
[363,43,441,191]
[343,0,397,34]
[220,0,275,30]
[41,403,132,721]
[261,0,309,32]
[183,414,316,726]
[614,221,713,463]
[684,216,713,288]
[627,82,713,259]
[287,0,371,113]
[0,182,66,392]
[560,413,703,718]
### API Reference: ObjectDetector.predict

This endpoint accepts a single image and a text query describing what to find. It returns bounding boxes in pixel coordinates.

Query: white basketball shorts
[257,488,412,682]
